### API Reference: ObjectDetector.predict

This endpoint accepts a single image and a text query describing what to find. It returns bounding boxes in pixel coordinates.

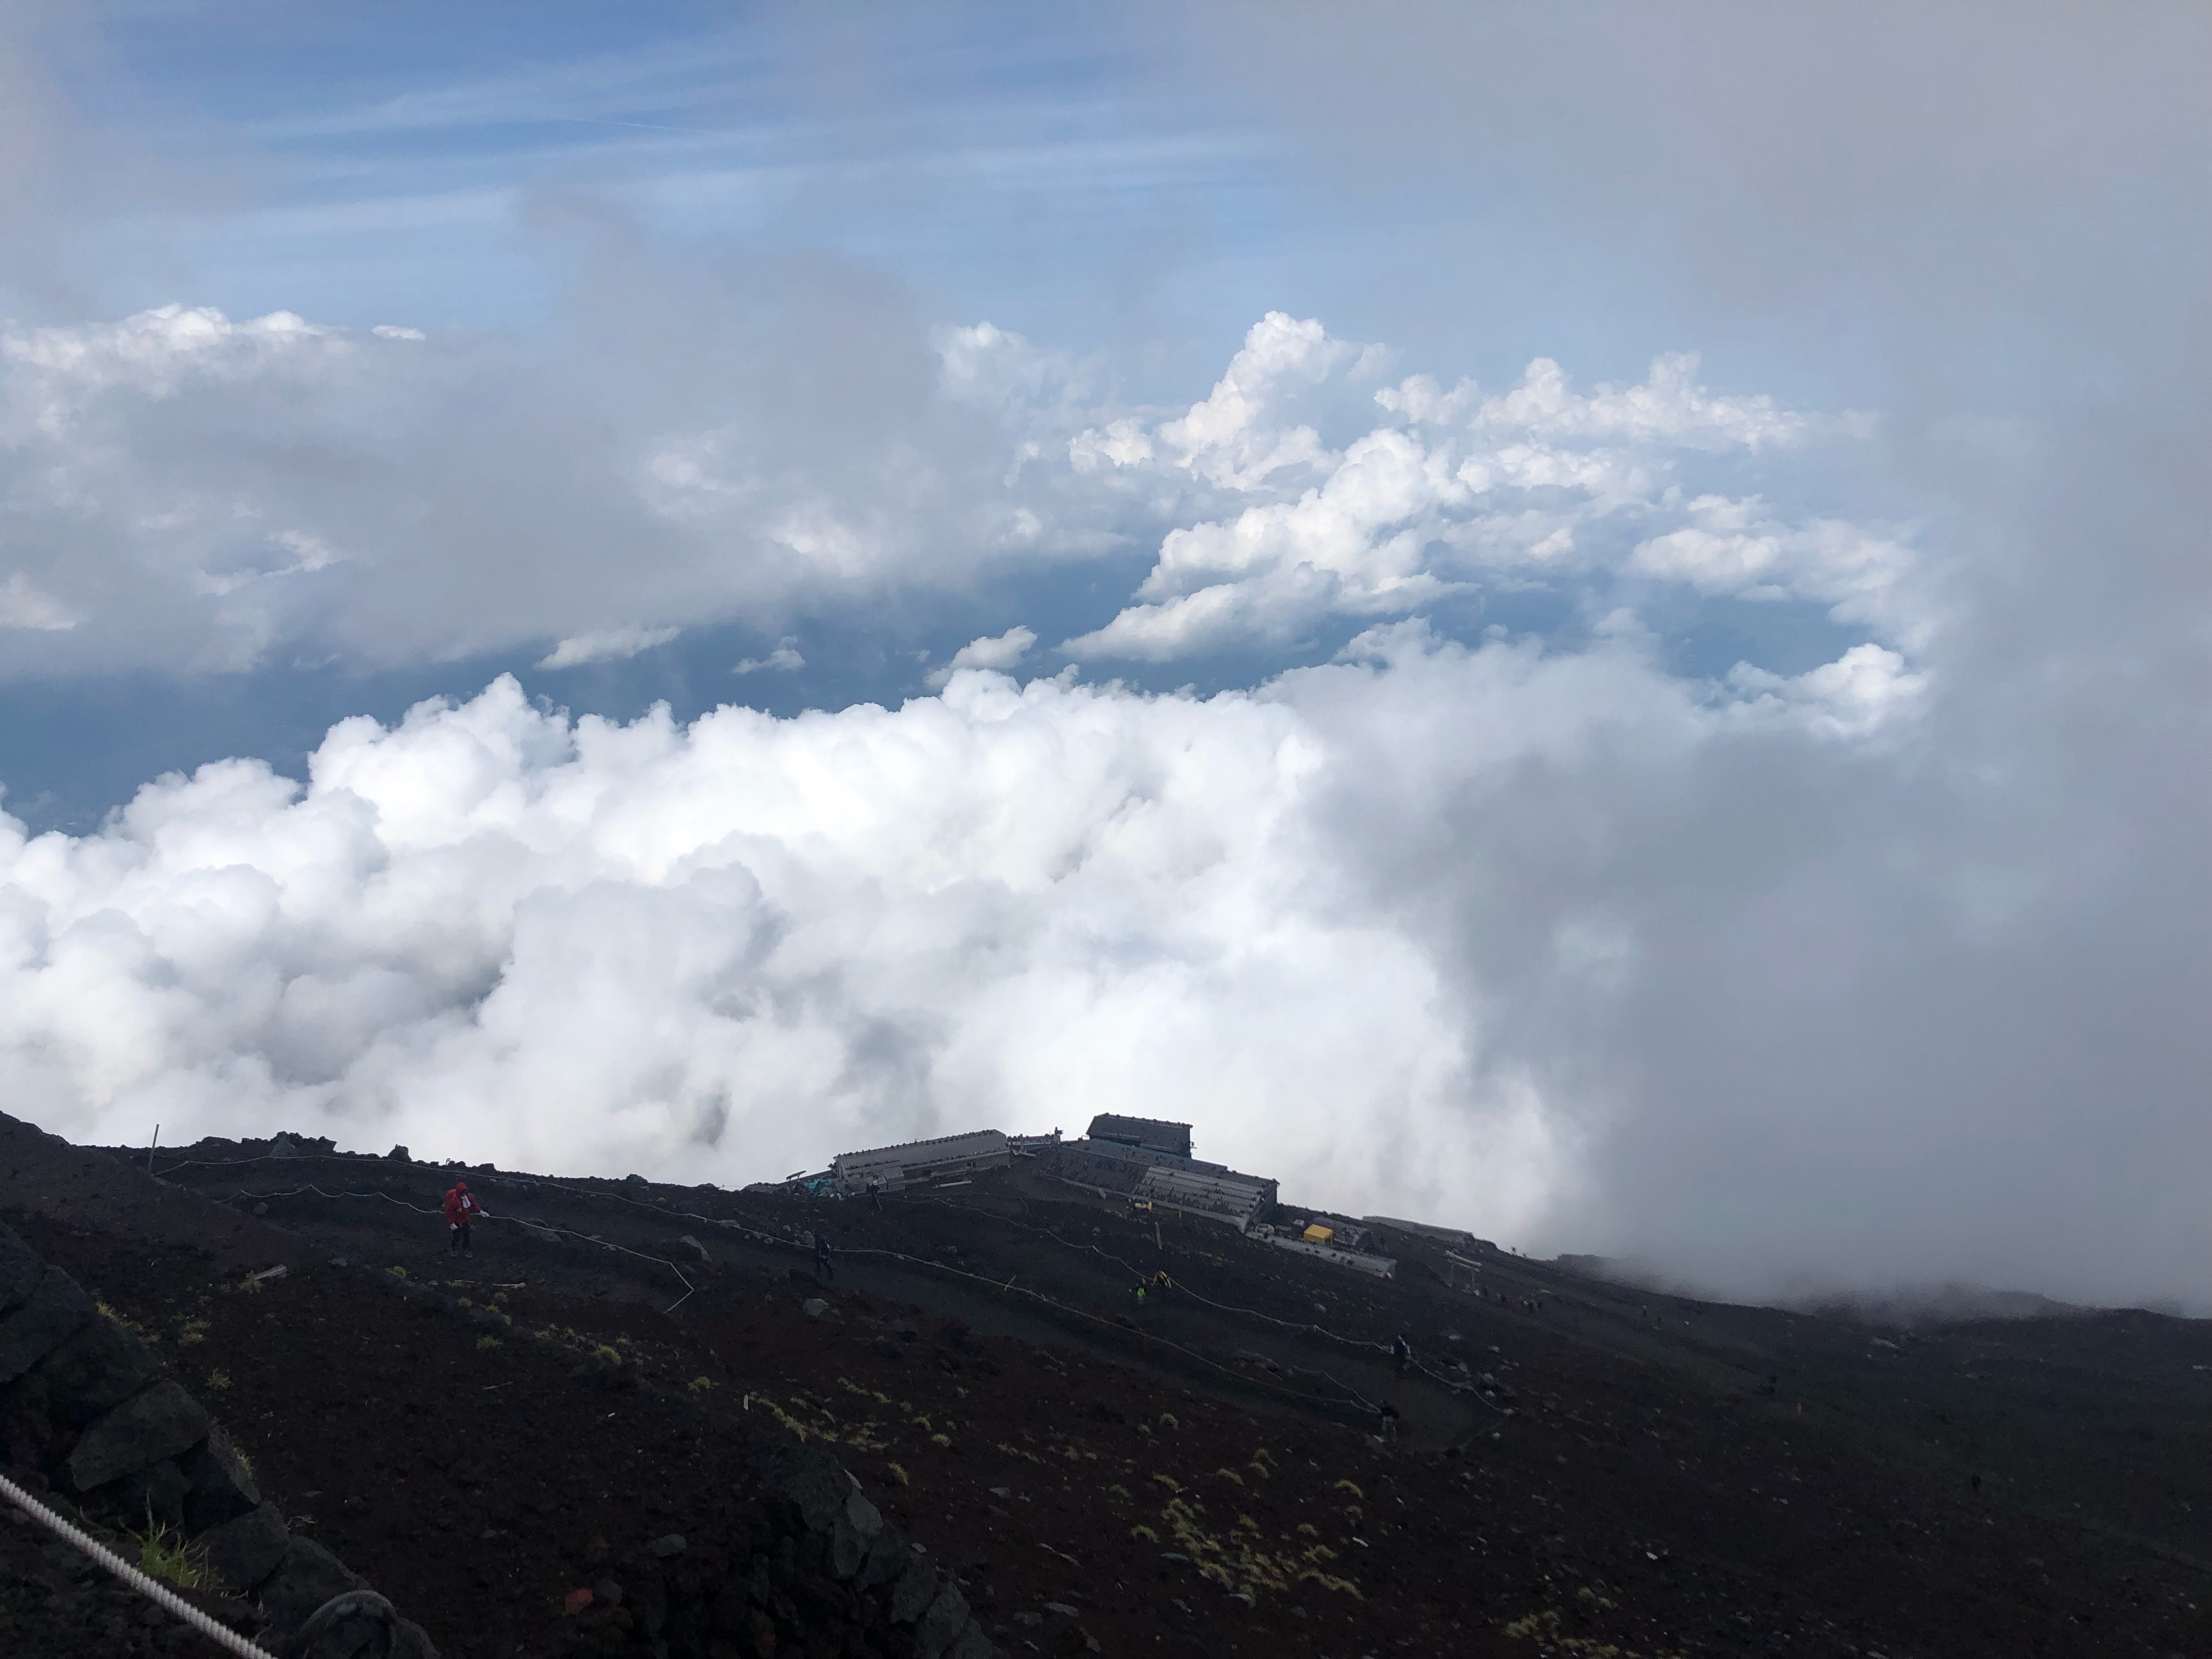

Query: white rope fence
[0,1469,269,1657]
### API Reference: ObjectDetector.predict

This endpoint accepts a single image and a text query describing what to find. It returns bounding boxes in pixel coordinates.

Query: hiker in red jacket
[444,1180,487,1254]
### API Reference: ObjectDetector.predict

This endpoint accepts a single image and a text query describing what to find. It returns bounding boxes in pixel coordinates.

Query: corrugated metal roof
[1133,1164,1274,1227]
[833,1128,1007,1172]
[1085,1114,1194,1157]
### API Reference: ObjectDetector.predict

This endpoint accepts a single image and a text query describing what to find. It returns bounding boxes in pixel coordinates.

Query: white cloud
[1,579,2200,1309]
[535,625,680,670]
[0,667,1559,1235]
[733,642,805,674]
[1065,325,1914,663]
[926,625,1035,687]
[0,572,77,630]
[0,291,1120,678]
[0,637,1915,1248]
[0,298,1915,685]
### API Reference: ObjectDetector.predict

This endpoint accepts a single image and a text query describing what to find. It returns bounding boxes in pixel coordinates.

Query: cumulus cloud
[0,293,1907,683]
[1063,317,1905,662]
[926,626,1035,688]
[0,571,76,630]
[733,642,805,674]
[536,625,681,671]
[0,284,1120,678]
[1,616,2202,1311]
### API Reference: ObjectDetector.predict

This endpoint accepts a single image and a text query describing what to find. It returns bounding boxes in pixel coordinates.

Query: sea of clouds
[1,299,2202,1311]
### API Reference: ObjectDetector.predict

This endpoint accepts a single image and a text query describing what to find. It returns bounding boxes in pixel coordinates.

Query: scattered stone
[562,1588,594,1616]
[387,1144,411,1161]
[592,1578,624,1609]
[1013,1610,1045,1628]
[67,1380,210,1491]
[251,1203,269,1216]
[801,1298,831,1319]
[648,1533,686,1558]
[1043,1602,1079,1617]
[676,1235,713,1263]
[946,1623,995,1659]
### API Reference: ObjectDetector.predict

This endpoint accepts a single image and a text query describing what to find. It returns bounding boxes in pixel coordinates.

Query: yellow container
[1302,1223,1335,1244]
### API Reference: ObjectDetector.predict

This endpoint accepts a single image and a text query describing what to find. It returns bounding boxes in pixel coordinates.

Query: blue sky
[0,2,2203,1305]
[4,0,1917,823]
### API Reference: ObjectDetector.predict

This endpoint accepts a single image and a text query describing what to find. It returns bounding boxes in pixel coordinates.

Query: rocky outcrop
[0,1221,438,1659]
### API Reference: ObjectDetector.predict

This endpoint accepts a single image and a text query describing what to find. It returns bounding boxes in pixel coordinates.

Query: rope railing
[0,1470,270,1657]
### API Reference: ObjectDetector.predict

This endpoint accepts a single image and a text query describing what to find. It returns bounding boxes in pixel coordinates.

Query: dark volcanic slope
[7,1113,2210,1659]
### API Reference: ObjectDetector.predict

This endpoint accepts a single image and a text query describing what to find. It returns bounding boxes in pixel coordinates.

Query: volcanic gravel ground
[6,1117,2210,1659]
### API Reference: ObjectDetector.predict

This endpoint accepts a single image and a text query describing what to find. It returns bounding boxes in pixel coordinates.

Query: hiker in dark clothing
[813,1233,835,1282]
[1378,1401,1401,1440]
[866,1178,883,1213]
[1152,1269,1173,1297]
[1391,1332,1413,1375]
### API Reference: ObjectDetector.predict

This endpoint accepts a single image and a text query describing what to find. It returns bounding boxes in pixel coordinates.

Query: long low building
[1265,1233,1397,1278]
[1086,1114,1194,1159]
[1048,1135,1279,1229]
[1133,1163,1275,1231]
[832,1129,1009,1191]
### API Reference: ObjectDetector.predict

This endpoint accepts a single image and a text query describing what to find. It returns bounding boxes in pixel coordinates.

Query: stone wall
[0,1220,437,1659]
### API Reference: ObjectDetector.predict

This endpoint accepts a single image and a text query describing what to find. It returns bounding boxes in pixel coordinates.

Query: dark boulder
[260,1536,369,1637]
[33,1315,163,1427]
[180,1421,263,1531]
[889,1555,940,1624]
[915,1583,970,1659]
[110,1458,189,1529]
[275,1588,441,1659]
[0,1223,43,1314]
[0,1267,95,1384]
[66,1379,210,1491]
[202,1501,290,1593]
